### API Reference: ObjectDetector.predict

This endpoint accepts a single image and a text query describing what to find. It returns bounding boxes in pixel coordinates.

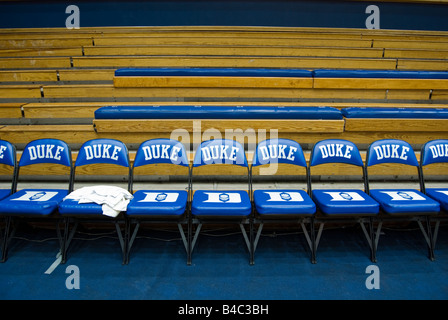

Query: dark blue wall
[1,0,448,31]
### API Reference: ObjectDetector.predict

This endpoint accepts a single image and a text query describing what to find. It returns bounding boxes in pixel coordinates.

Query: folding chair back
[309,139,378,215]
[0,140,17,200]
[251,138,314,215]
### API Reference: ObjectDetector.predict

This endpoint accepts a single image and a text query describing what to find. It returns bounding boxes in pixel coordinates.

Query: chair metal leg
[1,216,13,263]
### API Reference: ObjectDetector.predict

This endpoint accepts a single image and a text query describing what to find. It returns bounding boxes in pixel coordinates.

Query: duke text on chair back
[190,139,254,265]
[58,138,132,264]
[126,138,191,265]
[309,139,380,262]
[366,139,440,261]
[0,138,72,262]
[251,138,317,263]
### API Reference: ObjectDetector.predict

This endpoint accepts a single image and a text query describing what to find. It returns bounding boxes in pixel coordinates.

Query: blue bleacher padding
[94,105,343,120]
[342,107,448,119]
[313,69,448,79]
[115,67,313,78]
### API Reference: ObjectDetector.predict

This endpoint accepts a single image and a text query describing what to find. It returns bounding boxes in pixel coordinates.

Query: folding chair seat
[366,139,440,261]
[309,139,380,262]
[0,139,72,262]
[190,139,253,264]
[58,138,132,264]
[250,138,316,263]
[125,139,191,265]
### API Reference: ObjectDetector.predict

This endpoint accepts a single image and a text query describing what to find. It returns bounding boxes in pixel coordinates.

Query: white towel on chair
[64,185,134,217]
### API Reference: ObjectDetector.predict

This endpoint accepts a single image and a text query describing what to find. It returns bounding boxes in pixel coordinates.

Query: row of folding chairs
[0,137,447,265]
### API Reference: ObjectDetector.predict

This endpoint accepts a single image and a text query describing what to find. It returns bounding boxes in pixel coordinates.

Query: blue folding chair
[366,139,440,261]
[190,139,253,265]
[0,140,17,262]
[126,139,191,265]
[251,138,316,263]
[419,139,448,257]
[58,138,131,264]
[0,139,73,262]
[310,139,380,262]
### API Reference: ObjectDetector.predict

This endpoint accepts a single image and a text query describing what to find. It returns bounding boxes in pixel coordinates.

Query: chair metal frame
[250,138,316,264]
[309,139,379,263]
[365,139,439,261]
[0,138,73,263]
[418,139,448,259]
[58,138,131,265]
[189,139,254,265]
[125,138,192,265]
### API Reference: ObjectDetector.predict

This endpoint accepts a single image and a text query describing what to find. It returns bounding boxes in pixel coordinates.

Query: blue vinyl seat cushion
[423,188,448,212]
[253,189,315,215]
[58,199,104,216]
[192,190,252,217]
[369,189,440,214]
[126,190,188,217]
[312,189,379,215]
[0,189,68,216]
[0,189,11,201]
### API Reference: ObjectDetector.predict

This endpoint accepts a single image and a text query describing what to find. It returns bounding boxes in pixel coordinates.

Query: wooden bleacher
[1,26,448,179]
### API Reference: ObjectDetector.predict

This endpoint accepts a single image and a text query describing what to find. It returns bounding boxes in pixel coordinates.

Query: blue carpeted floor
[1,222,447,301]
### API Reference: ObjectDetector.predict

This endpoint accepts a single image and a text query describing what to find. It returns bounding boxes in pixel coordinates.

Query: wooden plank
[397,59,448,71]
[0,38,93,49]
[41,84,391,100]
[386,90,431,100]
[93,36,373,48]
[83,45,383,58]
[373,39,448,50]
[0,103,23,118]
[72,56,398,70]
[113,76,314,89]
[93,119,345,133]
[1,125,446,146]
[0,85,41,98]
[384,48,448,59]
[0,57,71,69]
[58,69,115,82]
[0,47,82,57]
[313,78,448,90]
[22,102,105,118]
[0,70,57,82]
[344,118,448,132]
[431,90,448,100]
